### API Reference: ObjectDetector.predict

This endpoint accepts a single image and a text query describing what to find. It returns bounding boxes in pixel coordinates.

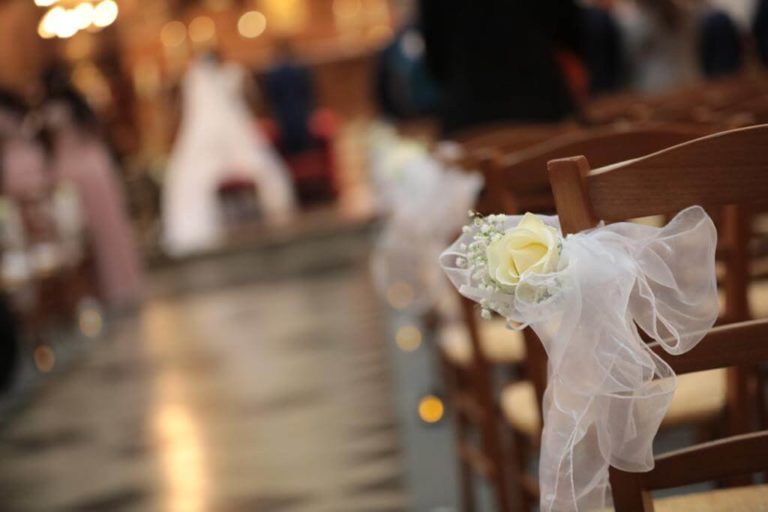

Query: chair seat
[652,485,768,512]
[439,319,526,367]
[750,280,768,319]
[501,368,727,439]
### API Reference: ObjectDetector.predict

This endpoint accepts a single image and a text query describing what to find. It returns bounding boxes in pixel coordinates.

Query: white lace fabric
[440,206,719,511]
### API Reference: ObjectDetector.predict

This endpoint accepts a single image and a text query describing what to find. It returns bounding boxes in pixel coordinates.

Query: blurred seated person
[375,23,441,119]
[41,65,144,309]
[419,0,581,135]
[263,42,338,205]
[264,40,315,156]
[615,0,699,92]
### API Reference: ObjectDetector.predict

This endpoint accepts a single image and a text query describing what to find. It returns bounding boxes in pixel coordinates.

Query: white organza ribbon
[440,206,719,511]
[370,134,482,313]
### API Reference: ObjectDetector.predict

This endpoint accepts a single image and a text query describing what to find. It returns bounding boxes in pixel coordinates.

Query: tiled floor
[0,229,410,511]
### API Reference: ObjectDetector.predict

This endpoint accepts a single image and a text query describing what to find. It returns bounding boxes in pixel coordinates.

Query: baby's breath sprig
[456,211,508,318]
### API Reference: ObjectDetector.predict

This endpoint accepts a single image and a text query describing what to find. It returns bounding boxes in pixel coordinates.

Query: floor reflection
[0,234,407,511]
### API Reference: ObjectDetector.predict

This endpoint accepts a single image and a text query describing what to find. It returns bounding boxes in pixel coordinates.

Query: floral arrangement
[456,211,563,318]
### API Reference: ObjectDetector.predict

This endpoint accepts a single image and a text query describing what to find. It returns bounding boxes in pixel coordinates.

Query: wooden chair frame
[609,319,768,512]
[547,124,768,499]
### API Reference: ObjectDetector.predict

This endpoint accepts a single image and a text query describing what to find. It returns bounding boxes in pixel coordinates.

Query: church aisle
[0,241,407,511]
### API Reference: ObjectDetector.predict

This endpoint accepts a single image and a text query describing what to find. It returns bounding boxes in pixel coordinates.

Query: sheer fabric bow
[371,149,482,313]
[440,206,719,511]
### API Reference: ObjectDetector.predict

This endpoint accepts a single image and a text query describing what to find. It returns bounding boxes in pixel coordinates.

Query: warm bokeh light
[92,0,118,28]
[386,281,414,310]
[395,325,422,352]
[78,304,103,338]
[40,6,77,39]
[33,345,56,373]
[73,2,95,30]
[34,0,58,6]
[237,10,267,39]
[261,0,306,35]
[161,20,187,47]
[189,16,216,43]
[418,395,444,424]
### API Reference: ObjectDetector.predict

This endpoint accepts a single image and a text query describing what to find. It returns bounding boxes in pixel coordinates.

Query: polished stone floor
[0,229,414,511]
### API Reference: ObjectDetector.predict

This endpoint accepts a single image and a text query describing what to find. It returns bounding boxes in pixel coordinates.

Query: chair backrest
[451,121,579,155]
[484,123,711,215]
[547,124,768,233]
[547,125,768,490]
[609,319,768,512]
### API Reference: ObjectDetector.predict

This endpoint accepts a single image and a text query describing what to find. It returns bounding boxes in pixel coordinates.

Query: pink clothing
[2,136,49,200]
[53,131,144,307]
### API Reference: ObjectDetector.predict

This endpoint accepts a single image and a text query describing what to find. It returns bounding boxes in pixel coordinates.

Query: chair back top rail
[548,124,768,234]
[645,430,768,490]
[496,123,712,192]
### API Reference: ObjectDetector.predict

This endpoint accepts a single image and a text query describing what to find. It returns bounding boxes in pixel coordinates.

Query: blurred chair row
[430,71,768,511]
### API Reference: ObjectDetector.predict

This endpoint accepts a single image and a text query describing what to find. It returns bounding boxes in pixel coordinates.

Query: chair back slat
[646,430,768,490]
[650,319,768,375]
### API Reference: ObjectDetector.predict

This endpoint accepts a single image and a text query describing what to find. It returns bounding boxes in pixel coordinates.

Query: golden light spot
[238,10,267,39]
[73,2,94,29]
[189,16,216,43]
[396,325,422,352]
[41,6,78,39]
[386,281,414,310]
[35,0,58,6]
[161,20,187,47]
[92,0,118,28]
[418,395,444,424]
[33,345,55,373]
[261,0,306,35]
[79,305,103,338]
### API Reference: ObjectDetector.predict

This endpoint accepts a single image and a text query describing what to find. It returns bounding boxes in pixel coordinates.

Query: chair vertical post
[460,297,514,512]
[609,467,654,512]
[546,156,598,235]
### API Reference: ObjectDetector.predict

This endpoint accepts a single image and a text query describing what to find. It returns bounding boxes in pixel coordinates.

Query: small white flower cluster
[456,211,507,319]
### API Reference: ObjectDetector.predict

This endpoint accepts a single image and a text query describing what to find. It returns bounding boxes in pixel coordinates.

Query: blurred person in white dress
[162,52,296,257]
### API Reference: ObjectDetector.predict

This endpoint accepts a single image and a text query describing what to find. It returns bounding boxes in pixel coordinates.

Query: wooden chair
[482,124,717,508]
[548,124,768,494]
[609,319,768,512]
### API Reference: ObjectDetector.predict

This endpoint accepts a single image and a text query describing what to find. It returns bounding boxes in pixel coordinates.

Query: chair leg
[456,414,476,512]
[510,428,538,511]
[440,353,477,512]
[500,420,528,512]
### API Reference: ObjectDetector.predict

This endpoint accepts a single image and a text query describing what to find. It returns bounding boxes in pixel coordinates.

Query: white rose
[485,213,561,287]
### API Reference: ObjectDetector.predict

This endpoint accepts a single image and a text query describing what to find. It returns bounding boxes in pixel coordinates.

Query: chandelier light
[36,0,120,39]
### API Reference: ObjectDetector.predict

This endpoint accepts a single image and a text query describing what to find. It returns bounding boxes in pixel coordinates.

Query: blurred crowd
[378,0,768,134]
